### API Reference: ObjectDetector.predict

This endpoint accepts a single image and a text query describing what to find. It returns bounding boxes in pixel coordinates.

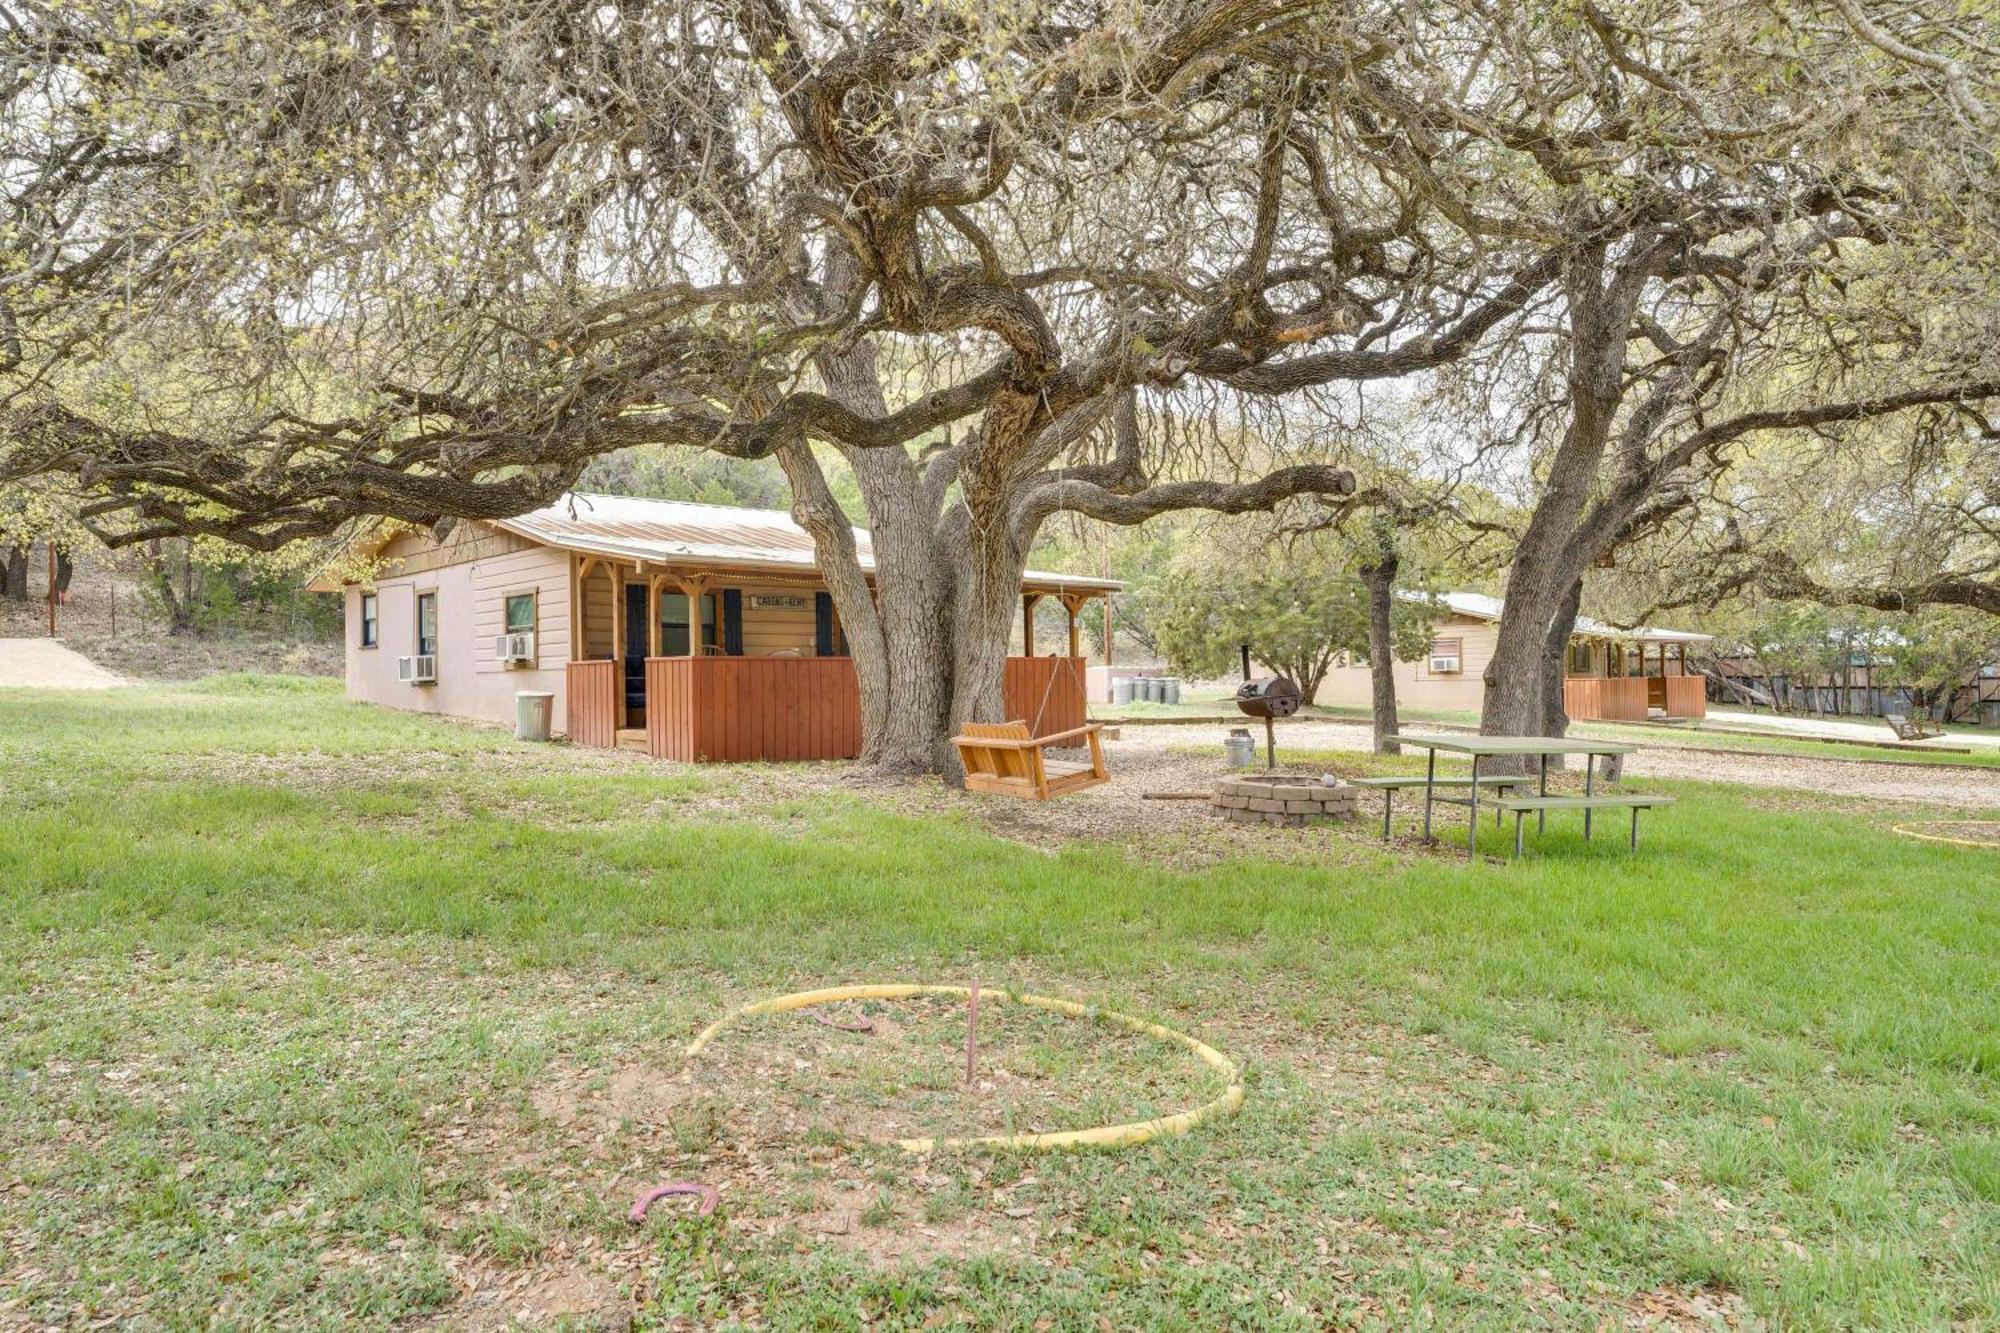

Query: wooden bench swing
[952,655,1109,801]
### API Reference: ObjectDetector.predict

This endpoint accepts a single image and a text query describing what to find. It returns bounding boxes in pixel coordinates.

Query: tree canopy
[3,0,1996,761]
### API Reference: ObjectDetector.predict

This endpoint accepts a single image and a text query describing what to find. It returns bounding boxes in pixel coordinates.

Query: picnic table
[1383,732,1642,858]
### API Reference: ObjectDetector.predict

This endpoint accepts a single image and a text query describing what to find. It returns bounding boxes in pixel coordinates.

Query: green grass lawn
[3,678,1997,1329]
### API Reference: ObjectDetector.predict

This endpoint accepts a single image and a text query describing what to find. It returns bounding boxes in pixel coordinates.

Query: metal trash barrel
[1163,677,1182,706]
[514,690,555,742]
[1112,677,1135,706]
[1144,677,1164,703]
[1225,728,1256,767]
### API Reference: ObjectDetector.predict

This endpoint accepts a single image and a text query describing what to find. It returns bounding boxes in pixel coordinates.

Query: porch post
[1023,593,1041,656]
[1103,595,1113,667]
[1061,593,1088,660]
[609,566,626,668]
[677,574,712,652]
[569,555,582,662]
[648,575,663,658]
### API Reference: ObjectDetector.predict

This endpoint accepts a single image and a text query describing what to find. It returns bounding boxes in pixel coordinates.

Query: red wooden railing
[1002,655,1088,738]
[1663,674,1706,719]
[1562,675,1649,722]
[645,656,862,762]
[630,652,1090,763]
[566,659,621,747]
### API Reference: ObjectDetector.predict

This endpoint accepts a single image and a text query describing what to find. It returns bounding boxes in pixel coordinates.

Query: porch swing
[952,653,1109,801]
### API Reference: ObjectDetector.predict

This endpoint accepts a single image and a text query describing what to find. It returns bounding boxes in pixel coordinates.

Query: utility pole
[46,542,57,638]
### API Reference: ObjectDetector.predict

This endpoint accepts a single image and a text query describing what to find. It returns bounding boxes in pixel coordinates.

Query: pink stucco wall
[345,543,574,733]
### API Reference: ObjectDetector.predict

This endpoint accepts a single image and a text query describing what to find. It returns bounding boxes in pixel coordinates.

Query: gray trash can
[1112,677,1135,706]
[515,690,555,742]
[1163,677,1182,706]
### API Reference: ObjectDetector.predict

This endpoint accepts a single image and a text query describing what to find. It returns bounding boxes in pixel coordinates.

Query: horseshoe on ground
[811,1007,874,1033]
[629,1181,720,1223]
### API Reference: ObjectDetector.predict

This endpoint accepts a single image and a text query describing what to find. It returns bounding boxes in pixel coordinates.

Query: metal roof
[1426,590,1711,643]
[489,493,1123,594]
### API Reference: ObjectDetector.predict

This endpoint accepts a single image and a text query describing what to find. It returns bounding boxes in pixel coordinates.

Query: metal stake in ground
[965,978,980,1087]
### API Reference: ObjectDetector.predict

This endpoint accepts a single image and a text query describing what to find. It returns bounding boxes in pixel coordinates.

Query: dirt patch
[1891,820,2000,847]
[684,992,1221,1147]
[1619,1283,1752,1329]
[436,1258,627,1331]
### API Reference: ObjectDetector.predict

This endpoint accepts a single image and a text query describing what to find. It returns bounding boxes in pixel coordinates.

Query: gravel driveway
[1106,718,2000,811]
[0,638,129,689]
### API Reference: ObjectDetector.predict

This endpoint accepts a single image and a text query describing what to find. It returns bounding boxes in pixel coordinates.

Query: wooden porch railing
[645,656,862,762]
[1002,655,1088,738]
[566,659,621,747]
[1662,674,1706,718]
[1562,675,1649,722]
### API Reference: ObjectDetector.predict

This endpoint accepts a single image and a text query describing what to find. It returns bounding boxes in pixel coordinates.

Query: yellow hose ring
[684,983,1245,1153]
[1890,821,2000,849]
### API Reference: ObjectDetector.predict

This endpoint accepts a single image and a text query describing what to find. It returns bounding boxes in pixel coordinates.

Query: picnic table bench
[1348,774,1531,840]
[1885,713,1943,741]
[1383,733,1672,859]
[1488,793,1676,858]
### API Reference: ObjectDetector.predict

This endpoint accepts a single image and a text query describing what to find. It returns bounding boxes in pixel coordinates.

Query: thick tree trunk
[1,545,27,600]
[1484,247,1631,742]
[1360,557,1401,754]
[53,546,74,598]
[1534,578,1584,767]
[948,509,1029,737]
[786,328,960,775]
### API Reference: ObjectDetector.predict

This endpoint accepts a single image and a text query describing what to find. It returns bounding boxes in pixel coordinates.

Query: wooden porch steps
[615,728,649,753]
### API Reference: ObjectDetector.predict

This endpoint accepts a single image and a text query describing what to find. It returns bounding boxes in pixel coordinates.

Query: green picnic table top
[1385,732,1637,758]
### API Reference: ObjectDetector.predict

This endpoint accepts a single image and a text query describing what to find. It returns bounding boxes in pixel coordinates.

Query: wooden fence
[1662,674,1706,719]
[1562,676,1650,722]
[645,656,863,762]
[581,652,1091,762]
[565,659,621,748]
[1002,655,1088,738]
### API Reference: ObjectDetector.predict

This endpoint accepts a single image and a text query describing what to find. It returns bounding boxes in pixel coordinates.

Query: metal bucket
[514,690,555,742]
[1112,677,1135,706]
[1224,728,1256,768]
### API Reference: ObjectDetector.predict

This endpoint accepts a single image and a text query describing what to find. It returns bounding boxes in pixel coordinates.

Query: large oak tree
[1,0,1571,771]
[4,0,1994,766]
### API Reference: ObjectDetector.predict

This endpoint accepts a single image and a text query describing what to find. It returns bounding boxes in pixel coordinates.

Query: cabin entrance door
[623,582,649,727]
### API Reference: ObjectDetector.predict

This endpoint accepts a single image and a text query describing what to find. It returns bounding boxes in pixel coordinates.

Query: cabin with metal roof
[1319,591,1713,722]
[310,493,1119,760]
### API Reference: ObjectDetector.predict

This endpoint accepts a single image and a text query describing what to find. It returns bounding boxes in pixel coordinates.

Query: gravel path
[1703,707,2000,751]
[0,638,128,689]
[1104,718,2000,811]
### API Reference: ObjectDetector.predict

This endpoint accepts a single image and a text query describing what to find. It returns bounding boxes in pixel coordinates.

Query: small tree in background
[1878,610,2000,721]
[1151,527,1440,706]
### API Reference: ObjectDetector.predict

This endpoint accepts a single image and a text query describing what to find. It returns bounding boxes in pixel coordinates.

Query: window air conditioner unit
[494,632,535,664]
[398,654,438,684]
[1429,652,1461,674]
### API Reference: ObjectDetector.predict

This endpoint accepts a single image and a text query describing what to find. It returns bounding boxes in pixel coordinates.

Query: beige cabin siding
[737,585,820,655]
[343,523,574,733]
[1319,612,1495,712]
[471,546,572,674]
[579,564,618,659]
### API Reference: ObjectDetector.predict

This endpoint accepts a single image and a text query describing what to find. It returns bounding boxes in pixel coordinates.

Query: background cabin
[1318,592,1710,722]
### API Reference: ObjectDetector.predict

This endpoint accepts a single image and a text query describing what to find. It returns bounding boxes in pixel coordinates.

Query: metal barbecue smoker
[1233,644,1302,768]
